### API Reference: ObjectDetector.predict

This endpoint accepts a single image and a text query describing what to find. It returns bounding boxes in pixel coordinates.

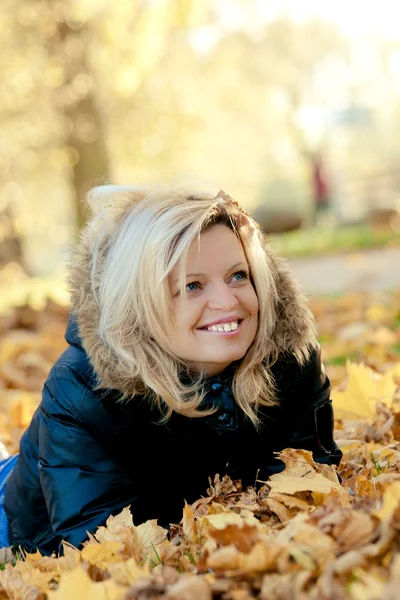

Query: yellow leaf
[0,562,49,598]
[81,541,122,570]
[238,541,282,572]
[347,568,386,600]
[108,557,150,586]
[388,362,400,381]
[182,501,198,542]
[135,519,167,553]
[94,505,134,543]
[24,549,46,567]
[268,473,341,495]
[13,559,56,594]
[289,546,316,571]
[374,481,400,521]
[57,543,81,572]
[203,511,258,530]
[103,506,134,533]
[365,303,393,323]
[47,566,124,600]
[331,361,396,419]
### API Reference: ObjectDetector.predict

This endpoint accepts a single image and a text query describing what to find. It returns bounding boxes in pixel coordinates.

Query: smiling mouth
[199,319,243,333]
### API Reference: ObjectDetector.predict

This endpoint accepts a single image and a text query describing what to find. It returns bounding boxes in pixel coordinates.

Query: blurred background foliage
[0,0,400,284]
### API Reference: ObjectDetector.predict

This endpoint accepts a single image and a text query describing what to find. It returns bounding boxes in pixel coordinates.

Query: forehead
[170,225,247,282]
[188,225,245,265]
[168,226,249,291]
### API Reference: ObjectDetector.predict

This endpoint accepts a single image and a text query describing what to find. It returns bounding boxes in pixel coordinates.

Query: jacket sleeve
[282,344,342,467]
[38,364,138,550]
[274,345,342,465]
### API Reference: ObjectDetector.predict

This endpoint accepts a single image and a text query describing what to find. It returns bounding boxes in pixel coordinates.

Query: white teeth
[206,321,239,332]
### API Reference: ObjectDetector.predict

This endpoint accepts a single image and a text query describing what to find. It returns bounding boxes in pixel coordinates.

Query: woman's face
[168,224,259,375]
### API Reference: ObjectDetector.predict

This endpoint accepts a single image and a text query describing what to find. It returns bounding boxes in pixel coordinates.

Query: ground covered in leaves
[0,290,399,599]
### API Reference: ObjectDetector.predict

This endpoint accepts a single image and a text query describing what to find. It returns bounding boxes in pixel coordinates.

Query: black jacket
[4,319,342,555]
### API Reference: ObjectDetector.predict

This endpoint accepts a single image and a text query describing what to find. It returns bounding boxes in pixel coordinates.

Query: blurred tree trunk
[48,12,109,230]
[44,0,211,231]
[0,207,24,269]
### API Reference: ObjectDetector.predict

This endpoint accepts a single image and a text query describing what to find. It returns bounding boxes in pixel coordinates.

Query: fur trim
[68,224,316,394]
[266,248,316,364]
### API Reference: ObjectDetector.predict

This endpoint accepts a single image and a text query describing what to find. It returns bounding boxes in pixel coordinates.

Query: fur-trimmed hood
[68,221,316,395]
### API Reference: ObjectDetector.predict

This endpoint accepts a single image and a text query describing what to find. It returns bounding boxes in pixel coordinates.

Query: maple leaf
[94,506,134,543]
[81,541,123,571]
[47,566,123,600]
[135,519,167,559]
[0,561,53,598]
[265,449,344,497]
[3,289,400,599]
[331,361,396,419]
[108,557,151,587]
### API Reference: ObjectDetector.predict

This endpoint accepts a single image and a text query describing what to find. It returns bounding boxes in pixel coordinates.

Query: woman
[3,183,342,555]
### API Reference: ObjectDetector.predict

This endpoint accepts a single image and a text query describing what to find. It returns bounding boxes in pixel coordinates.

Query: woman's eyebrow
[171,262,247,285]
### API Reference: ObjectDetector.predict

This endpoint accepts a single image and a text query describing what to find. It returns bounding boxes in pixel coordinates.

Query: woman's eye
[186,281,200,292]
[232,270,248,282]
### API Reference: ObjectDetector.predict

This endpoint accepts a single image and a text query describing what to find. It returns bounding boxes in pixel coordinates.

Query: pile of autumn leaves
[0,291,399,600]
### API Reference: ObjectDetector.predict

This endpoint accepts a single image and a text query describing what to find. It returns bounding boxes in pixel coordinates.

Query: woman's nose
[207,283,239,310]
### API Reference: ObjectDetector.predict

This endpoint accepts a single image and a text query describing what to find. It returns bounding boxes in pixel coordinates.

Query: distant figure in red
[312,154,330,225]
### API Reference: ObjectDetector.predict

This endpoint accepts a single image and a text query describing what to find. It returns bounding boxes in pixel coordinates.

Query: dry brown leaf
[182,502,198,543]
[260,571,312,600]
[268,492,311,511]
[94,506,134,542]
[237,541,282,572]
[135,520,168,556]
[202,510,258,530]
[1,293,400,599]
[167,575,211,600]
[263,497,294,523]
[268,473,341,495]
[208,523,260,552]
[332,510,378,549]
[206,545,241,571]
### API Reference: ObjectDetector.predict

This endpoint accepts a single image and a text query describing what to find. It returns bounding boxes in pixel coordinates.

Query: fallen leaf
[135,519,168,556]
[202,510,258,530]
[167,574,212,600]
[182,502,198,543]
[208,523,260,552]
[47,566,123,600]
[331,362,396,419]
[206,545,241,570]
[374,482,400,522]
[81,541,122,570]
[237,541,282,572]
[108,557,151,586]
[268,474,341,495]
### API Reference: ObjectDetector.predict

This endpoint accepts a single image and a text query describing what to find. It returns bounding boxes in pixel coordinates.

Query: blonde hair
[74,183,283,426]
